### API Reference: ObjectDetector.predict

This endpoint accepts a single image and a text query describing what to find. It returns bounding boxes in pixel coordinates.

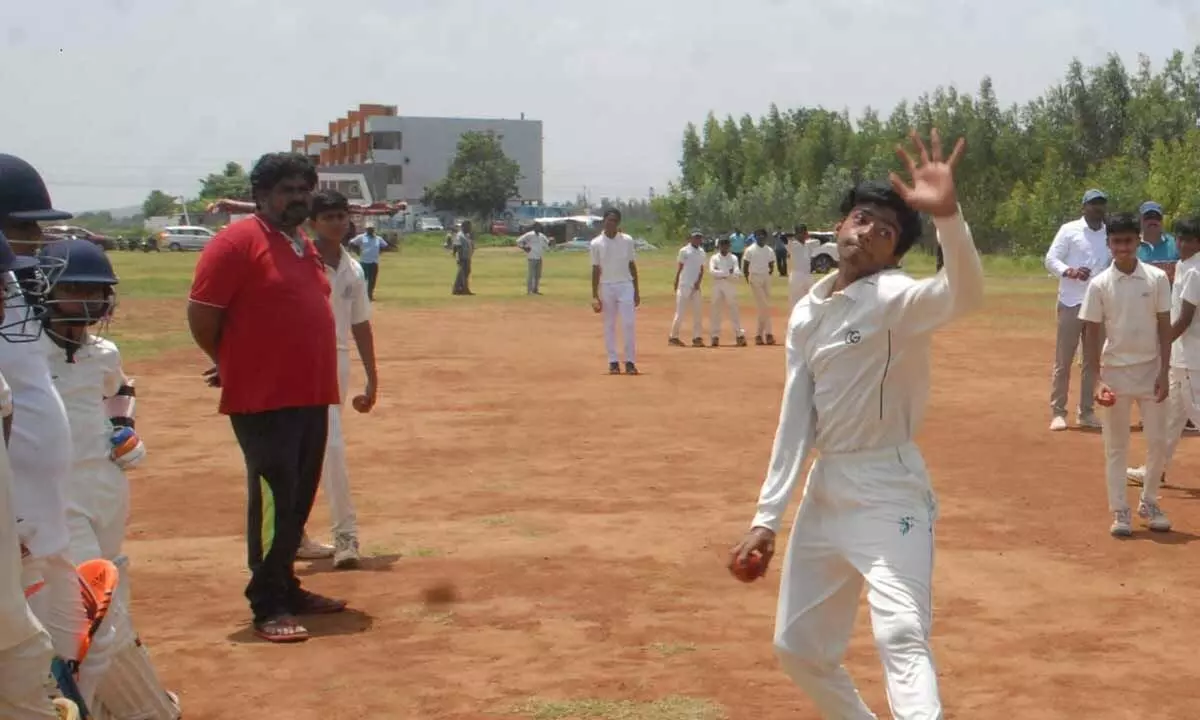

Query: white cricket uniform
[669,243,707,340]
[750,209,982,719]
[0,276,96,697]
[788,239,812,308]
[1079,261,1172,513]
[709,252,744,341]
[590,232,638,364]
[1164,256,1200,467]
[743,243,775,337]
[0,370,60,720]
[518,231,550,295]
[322,250,371,540]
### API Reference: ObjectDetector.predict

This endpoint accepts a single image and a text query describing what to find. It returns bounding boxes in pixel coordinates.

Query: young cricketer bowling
[1081,213,1173,536]
[590,209,641,375]
[729,130,983,719]
[708,238,747,347]
[297,190,379,570]
[668,230,707,347]
[1127,217,1200,487]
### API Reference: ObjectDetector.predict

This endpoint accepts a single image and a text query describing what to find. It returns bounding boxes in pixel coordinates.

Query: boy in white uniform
[590,209,641,375]
[708,238,747,347]
[37,239,180,719]
[1080,212,1173,536]
[788,225,813,308]
[297,190,379,569]
[517,223,551,295]
[729,130,983,719]
[669,230,707,347]
[742,230,776,345]
[1127,218,1200,487]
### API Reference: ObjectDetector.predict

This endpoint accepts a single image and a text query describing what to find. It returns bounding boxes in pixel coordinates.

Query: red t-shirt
[189,216,339,415]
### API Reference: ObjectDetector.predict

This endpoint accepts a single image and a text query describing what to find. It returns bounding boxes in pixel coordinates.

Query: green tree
[141,190,178,217]
[199,162,251,200]
[421,131,521,219]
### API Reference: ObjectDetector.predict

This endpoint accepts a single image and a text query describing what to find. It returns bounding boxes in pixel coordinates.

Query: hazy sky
[4,0,1198,212]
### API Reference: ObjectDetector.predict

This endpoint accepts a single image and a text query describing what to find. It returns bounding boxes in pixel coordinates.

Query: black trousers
[361,261,379,300]
[775,247,788,277]
[230,406,329,623]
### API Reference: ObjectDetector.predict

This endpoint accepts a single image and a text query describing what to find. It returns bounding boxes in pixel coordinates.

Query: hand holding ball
[591,298,602,314]
[352,395,374,413]
[730,553,765,583]
[1097,387,1116,408]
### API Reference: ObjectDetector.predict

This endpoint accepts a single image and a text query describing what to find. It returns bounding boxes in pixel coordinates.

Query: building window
[334,181,363,200]
[387,166,403,185]
[371,131,402,150]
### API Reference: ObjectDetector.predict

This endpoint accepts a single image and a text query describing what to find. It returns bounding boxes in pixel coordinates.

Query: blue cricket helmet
[40,239,118,285]
[0,154,72,222]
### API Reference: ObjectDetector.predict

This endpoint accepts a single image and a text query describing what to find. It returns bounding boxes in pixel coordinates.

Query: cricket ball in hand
[731,554,765,583]
[352,395,372,413]
[1098,388,1116,407]
[591,299,602,314]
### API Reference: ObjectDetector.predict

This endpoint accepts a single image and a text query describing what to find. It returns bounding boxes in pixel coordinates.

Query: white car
[418,217,445,232]
[158,225,216,252]
[807,232,838,273]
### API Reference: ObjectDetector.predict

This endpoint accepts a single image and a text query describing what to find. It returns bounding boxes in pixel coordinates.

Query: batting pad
[92,641,180,720]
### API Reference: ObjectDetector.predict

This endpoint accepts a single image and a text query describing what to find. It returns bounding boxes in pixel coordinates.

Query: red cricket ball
[731,553,765,583]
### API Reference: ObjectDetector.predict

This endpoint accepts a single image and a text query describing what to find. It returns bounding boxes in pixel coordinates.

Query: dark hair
[1174,216,1200,239]
[603,208,621,222]
[310,189,349,219]
[1106,212,1140,236]
[794,223,808,234]
[250,152,318,196]
[839,181,922,256]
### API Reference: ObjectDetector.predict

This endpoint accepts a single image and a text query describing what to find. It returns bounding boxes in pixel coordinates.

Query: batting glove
[110,427,146,470]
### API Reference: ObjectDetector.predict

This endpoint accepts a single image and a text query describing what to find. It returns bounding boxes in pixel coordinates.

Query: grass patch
[509,696,725,720]
[647,642,698,657]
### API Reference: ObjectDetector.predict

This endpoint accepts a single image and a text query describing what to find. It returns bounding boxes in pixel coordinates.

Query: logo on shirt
[845,330,862,345]
[898,515,916,535]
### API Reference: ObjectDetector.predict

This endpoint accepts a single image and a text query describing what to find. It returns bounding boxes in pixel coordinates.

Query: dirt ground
[125,296,1200,720]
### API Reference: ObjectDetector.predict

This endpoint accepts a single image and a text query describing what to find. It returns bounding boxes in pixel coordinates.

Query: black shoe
[736,336,748,347]
[754,336,764,346]
[668,337,685,347]
[625,362,639,375]
[765,334,776,345]
[691,337,705,348]
[711,337,720,347]
[609,362,620,375]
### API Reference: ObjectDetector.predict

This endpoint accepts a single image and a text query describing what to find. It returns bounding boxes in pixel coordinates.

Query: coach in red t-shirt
[187,152,346,643]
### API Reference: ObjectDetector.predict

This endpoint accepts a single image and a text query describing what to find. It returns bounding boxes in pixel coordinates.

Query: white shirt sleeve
[1078,280,1103,324]
[627,236,638,263]
[1182,269,1200,307]
[751,333,816,533]
[1155,271,1172,314]
[1044,226,1072,277]
[676,247,686,265]
[889,209,985,337]
[589,240,602,268]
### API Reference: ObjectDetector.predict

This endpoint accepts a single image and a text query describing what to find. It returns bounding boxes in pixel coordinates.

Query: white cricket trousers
[749,274,774,337]
[669,286,703,340]
[600,281,637,364]
[774,443,941,720]
[320,351,358,539]
[709,280,743,340]
[1101,362,1167,512]
[1164,366,1200,467]
[789,272,812,309]
[0,630,59,719]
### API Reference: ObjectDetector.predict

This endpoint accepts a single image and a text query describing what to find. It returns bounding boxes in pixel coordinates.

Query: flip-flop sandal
[254,615,310,643]
[294,591,347,615]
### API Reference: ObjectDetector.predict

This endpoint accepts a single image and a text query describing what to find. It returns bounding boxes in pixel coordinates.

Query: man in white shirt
[742,230,777,345]
[517,223,551,295]
[788,225,813,308]
[590,209,641,375]
[1044,189,1111,431]
[299,190,379,569]
[728,130,983,719]
[669,230,707,347]
[1080,212,1172,536]
[349,225,387,301]
[708,238,746,347]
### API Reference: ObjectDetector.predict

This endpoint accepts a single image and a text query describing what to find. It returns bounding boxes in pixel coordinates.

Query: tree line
[651,48,1200,255]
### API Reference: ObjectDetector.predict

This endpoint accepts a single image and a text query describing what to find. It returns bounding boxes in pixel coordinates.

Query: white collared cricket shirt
[1079,260,1171,368]
[324,249,372,352]
[590,232,637,284]
[744,243,775,276]
[1172,256,1200,370]
[710,252,741,279]
[676,243,707,288]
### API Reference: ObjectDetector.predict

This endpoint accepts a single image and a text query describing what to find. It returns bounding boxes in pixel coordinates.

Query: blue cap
[1140,201,1164,217]
[1082,189,1108,204]
[0,230,37,273]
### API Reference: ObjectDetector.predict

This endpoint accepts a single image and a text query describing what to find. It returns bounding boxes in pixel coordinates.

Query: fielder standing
[708,238,746,347]
[668,230,707,347]
[590,209,640,375]
[729,130,983,719]
[743,230,776,345]
[349,225,386,301]
[1081,212,1173,536]
[788,225,813,308]
[517,223,550,295]
[452,221,475,296]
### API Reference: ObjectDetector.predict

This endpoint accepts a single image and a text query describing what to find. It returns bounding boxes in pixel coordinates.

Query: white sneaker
[1138,501,1171,532]
[1078,413,1103,429]
[1127,466,1146,486]
[1110,509,1133,537]
[297,534,335,560]
[1049,416,1068,431]
[333,534,360,569]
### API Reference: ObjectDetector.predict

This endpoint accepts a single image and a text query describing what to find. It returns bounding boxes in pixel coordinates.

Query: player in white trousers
[708,238,746,347]
[298,190,379,569]
[1127,218,1200,487]
[36,239,180,720]
[669,230,707,347]
[742,231,776,345]
[1081,213,1173,536]
[590,209,641,375]
[729,130,983,720]
[788,225,813,308]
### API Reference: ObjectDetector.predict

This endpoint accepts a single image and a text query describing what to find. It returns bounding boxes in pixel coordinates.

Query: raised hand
[890,128,966,218]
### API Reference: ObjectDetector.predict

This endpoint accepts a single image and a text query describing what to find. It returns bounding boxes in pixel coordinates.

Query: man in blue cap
[1137,201,1179,280]
[1044,188,1112,431]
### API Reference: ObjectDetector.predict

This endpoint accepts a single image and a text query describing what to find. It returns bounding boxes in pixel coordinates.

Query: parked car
[157,225,216,251]
[42,225,115,251]
[555,236,657,252]
[807,232,838,273]
[418,216,444,232]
